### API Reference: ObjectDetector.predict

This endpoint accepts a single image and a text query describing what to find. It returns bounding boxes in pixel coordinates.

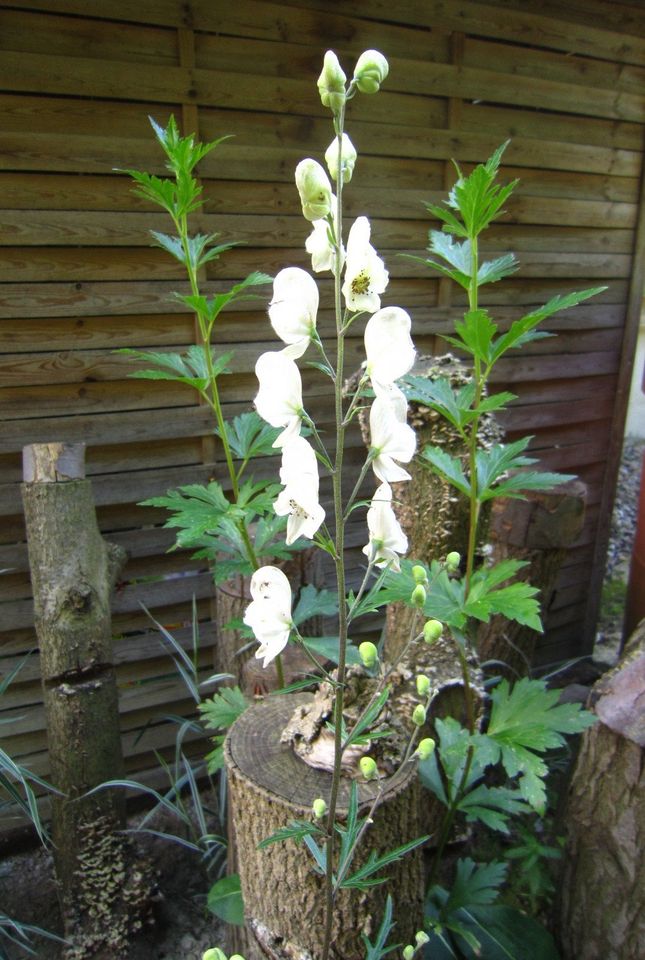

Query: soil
[0,809,226,960]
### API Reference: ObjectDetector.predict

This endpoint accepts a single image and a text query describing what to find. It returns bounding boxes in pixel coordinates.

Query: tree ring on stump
[225,693,424,960]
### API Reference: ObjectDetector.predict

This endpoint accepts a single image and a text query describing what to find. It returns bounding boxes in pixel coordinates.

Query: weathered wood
[557,623,645,959]
[225,694,424,960]
[478,481,587,676]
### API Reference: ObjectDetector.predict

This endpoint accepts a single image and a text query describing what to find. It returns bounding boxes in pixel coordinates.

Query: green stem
[321,103,349,960]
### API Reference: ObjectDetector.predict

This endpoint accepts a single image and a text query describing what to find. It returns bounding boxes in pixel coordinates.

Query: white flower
[341,216,389,313]
[353,50,389,94]
[254,350,303,447]
[369,388,416,483]
[243,566,293,668]
[324,133,357,184]
[305,205,345,274]
[274,436,325,545]
[295,158,333,222]
[317,50,346,114]
[362,481,408,571]
[364,306,415,387]
[269,267,319,357]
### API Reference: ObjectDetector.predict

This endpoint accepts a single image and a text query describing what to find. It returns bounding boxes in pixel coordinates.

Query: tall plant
[126,52,600,960]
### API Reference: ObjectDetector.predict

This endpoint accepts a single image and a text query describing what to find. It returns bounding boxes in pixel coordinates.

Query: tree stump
[21,443,154,958]
[557,621,645,960]
[477,480,587,676]
[225,694,424,960]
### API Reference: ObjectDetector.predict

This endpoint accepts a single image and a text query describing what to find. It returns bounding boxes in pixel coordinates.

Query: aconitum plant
[129,48,601,960]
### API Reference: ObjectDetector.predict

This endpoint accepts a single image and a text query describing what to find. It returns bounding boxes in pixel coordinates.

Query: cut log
[557,621,645,960]
[225,693,424,960]
[21,442,154,958]
[478,480,587,676]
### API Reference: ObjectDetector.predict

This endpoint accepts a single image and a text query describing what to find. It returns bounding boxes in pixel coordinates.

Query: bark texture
[557,622,645,960]
[21,443,153,958]
[225,694,424,960]
[478,481,587,676]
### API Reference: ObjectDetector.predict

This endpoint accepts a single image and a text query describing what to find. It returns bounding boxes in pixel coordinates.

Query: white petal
[369,395,416,461]
[244,566,293,667]
[363,481,408,570]
[274,437,325,544]
[254,350,303,431]
[269,267,319,346]
[341,216,389,313]
[364,307,415,385]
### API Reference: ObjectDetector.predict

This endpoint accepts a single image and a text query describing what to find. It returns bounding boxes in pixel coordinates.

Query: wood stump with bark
[21,443,154,958]
[477,480,587,676]
[557,621,645,960]
[225,694,424,960]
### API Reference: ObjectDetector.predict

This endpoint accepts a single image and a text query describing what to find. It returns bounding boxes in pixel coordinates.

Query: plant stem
[321,104,349,960]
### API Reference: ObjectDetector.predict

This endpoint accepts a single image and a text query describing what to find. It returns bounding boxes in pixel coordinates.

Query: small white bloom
[353,50,389,94]
[341,216,389,313]
[364,306,416,387]
[243,565,293,668]
[305,208,345,274]
[317,50,346,114]
[363,481,408,571]
[295,158,333,222]
[324,133,357,184]
[274,436,325,545]
[269,267,319,357]
[369,389,416,483]
[254,350,303,447]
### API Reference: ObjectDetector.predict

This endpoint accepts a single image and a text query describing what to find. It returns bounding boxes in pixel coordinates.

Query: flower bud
[410,584,426,608]
[359,640,379,669]
[353,50,389,94]
[402,946,415,960]
[295,159,333,222]
[415,931,430,947]
[412,704,427,726]
[317,50,346,114]
[230,956,246,960]
[416,737,436,761]
[324,133,357,184]
[312,797,327,820]
[202,950,227,960]
[446,550,461,571]
[416,674,431,697]
[423,619,443,644]
[359,755,378,780]
[412,564,428,585]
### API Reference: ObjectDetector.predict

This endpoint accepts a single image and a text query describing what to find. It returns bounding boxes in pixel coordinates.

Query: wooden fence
[1,0,644,836]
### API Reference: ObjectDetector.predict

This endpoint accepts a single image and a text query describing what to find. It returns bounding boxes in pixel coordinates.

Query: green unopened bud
[295,158,333,221]
[446,550,461,571]
[359,641,379,669]
[415,931,430,947]
[402,946,415,960]
[230,956,246,960]
[202,950,227,960]
[416,737,436,761]
[324,133,357,184]
[423,619,443,644]
[411,564,428,585]
[312,797,327,820]
[416,674,431,697]
[353,49,389,94]
[359,755,378,780]
[411,584,426,608]
[317,50,347,114]
[412,704,427,726]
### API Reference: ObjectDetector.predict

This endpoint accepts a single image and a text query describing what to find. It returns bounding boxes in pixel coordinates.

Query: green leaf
[257,820,324,849]
[292,585,339,626]
[361,895,399,960]
[422,446,471,496]
[444,859,508,913]
[477,252,519,285]
[455,904,561,960]
[457,784,531,834]
[340,835,430,890]
[343,688,390,751]
[489,286,606,365]
[198,686,248,731]
[207,874,244,926]
[218,411,280,461]
[301,636,362,666]
[454,308,498,364]
[303,834,327,874]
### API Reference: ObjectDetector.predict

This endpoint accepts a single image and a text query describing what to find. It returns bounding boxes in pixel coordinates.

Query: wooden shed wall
[1,0,644,831]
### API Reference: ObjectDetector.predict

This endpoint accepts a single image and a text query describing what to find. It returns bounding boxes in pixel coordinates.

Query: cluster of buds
[317,49,389,118]
[402,931,430,959]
